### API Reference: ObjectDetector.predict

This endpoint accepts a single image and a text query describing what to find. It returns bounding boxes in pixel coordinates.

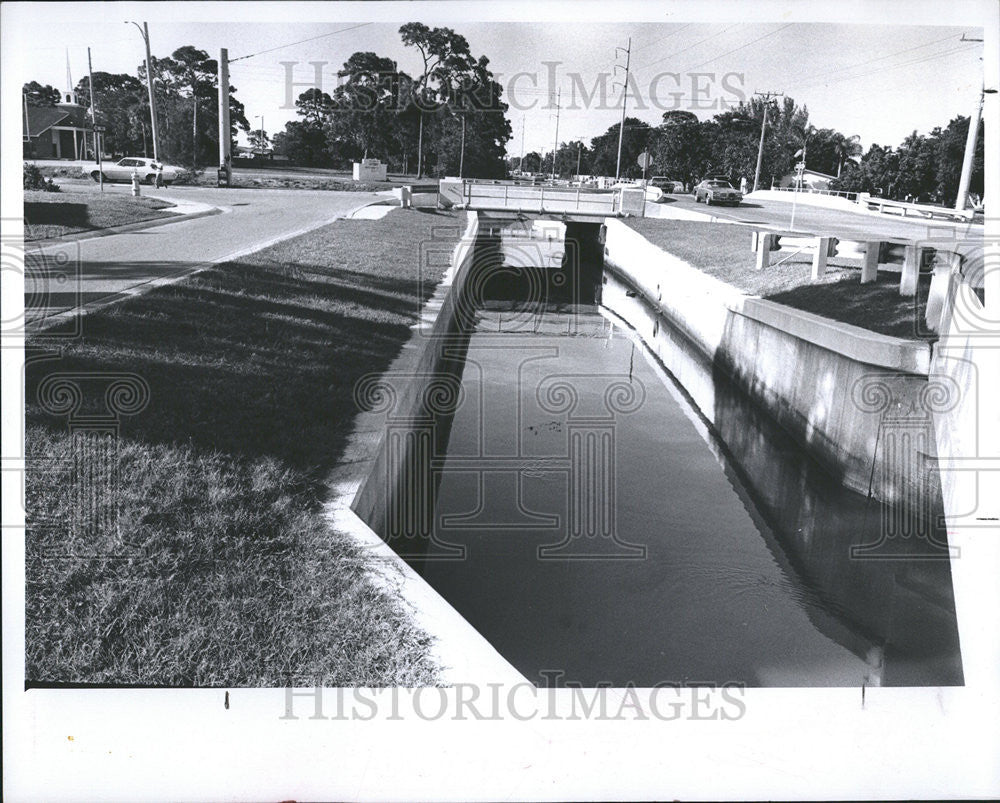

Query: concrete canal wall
[327,211,525,684]
[602,217,941,506]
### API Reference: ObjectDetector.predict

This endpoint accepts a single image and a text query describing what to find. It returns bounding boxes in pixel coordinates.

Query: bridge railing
[769,186,859,201]
[855,194,975,222]
[749,229,966,333]
[440,179,646,217]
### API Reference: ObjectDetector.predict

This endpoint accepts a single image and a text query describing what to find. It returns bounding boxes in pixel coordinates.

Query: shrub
[23,163,61,192]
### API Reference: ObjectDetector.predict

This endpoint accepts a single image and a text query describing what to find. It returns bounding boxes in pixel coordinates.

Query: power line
[631,24,741,73]
[786,42,978,93]
[630,24,695,54]
[229,23,373,62]
[682,23,793,72]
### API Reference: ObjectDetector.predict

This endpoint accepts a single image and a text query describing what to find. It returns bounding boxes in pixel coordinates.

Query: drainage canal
[360,216,963,688]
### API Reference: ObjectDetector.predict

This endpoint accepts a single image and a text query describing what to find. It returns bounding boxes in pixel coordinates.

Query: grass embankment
[627,218,933,340]
[25,207,463,686]
[24,189,176,242]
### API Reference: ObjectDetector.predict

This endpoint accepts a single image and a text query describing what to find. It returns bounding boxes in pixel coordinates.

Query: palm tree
[833,133,863,177]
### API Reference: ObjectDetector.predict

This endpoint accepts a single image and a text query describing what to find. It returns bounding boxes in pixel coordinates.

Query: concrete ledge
[733,298,931,376]
[602,217,937,505]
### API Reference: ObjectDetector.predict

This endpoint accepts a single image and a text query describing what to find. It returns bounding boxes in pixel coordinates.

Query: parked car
[84,157,183,186]
[650,176,685,194]
[693,179,743,206]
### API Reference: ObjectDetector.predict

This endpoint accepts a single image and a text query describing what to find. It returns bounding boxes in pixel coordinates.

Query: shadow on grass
[23,210,463,686]
[25,201,88,227]
[27,256,432,476]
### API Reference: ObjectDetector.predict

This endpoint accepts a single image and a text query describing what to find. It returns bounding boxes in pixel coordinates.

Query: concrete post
[812,236,832,281]
[755,233,776,270]
[861,242,880,284]
[398,185,412,208]
[925,250,962,333]
[899,244,920,296]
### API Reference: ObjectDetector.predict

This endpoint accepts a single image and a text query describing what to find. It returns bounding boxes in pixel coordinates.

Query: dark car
[649,176,685,193]
[693,179,742,206]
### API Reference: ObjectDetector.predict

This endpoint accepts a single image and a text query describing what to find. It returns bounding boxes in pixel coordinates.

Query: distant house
[236,143,274,160]
[774,168,837,191]
[23,90,92,160]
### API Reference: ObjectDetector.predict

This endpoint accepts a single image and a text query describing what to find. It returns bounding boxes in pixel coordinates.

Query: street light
[254,114,264,154]
[125,21,159,163]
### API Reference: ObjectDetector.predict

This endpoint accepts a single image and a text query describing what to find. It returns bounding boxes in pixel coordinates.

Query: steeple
[63,49,78,105]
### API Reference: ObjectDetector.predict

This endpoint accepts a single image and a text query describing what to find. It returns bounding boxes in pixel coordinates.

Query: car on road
[649,176,685,194]
[84,157,184,186]
[613,181,664,203]
[693,179,743,206]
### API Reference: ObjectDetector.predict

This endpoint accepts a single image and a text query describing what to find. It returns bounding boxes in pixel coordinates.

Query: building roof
[22,106,69,138]
[22,103,90,138]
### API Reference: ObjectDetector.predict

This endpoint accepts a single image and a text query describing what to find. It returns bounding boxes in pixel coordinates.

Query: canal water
[381,219,963,688]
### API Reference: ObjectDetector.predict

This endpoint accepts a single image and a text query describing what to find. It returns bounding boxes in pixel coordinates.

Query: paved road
[654,192,982,245]
[24,184,382,330]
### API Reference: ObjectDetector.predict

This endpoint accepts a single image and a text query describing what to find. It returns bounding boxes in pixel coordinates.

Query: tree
[295,88,334,124]
[158,46,218,167]
[23,81,62,107]
[75,72,149,156]
[649,110,709,188]
[589,118,652,178]
[272,119,329,166]
[399,22,476,176]
[520,151,542,173]
[932,115,983,203]
[140,49,249,165]
[249,128,270,151]
[430,54,510,178]
[325,52,404,160]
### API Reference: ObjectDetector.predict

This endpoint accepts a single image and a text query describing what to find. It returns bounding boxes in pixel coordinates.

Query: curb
[26,204,224,246]
[25,196,390,333]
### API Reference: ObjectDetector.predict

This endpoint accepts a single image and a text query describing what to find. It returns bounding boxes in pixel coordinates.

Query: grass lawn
[25,207,464,686]
[24,189,176,242]
[626,218,934,340]
[176,172,402,192]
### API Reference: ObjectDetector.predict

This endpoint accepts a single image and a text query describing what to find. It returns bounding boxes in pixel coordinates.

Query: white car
[612,181,663,203]
[84,157,183,186]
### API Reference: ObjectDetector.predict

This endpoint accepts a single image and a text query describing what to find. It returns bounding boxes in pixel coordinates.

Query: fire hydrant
[131,169,141,197]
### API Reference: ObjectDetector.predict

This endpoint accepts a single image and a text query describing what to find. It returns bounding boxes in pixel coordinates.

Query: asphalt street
[23,183,382,330]
[656,192,983,246]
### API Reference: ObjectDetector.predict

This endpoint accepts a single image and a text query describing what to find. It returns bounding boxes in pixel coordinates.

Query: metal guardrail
[769,186,859,201]
[857,195,974,222]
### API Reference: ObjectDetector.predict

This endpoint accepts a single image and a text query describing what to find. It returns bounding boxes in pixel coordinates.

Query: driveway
[23,184,384,330]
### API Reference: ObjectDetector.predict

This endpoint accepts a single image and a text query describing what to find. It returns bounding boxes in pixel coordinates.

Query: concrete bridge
[434,179,647,221]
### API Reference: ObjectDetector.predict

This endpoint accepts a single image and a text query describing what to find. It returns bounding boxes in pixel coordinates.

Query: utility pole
[127,21,160,163]
[459,113,466,178]
[551,89,561,180]
[955,89,985,211]
[614,37,632,181]
[218,48,231,185]
[577,141,582,177]
[519,117,525,173]
[954,35,986,211]
[87,47,103,192]
[752,90,782,192]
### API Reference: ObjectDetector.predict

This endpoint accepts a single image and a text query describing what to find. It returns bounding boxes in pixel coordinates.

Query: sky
[4,2,988,156]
